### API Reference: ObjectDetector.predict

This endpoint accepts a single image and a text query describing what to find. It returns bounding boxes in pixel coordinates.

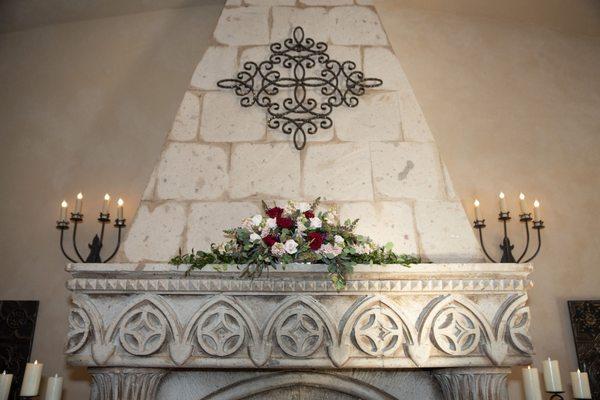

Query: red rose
[263,235,277,247]
[304,210,315,219]
[276,216,294,229]
[266,207,284,218]
[307,232,324,251]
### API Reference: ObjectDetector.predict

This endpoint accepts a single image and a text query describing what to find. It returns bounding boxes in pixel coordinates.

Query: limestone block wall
[123,0,483,264]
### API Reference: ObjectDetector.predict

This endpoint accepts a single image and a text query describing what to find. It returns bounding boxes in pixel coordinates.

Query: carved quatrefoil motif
[432,307,481,356]
[354,306,404,356]
[197,305,245,357]
[119,305,167,356]
[217,26,383,150]
[275,306,324,357]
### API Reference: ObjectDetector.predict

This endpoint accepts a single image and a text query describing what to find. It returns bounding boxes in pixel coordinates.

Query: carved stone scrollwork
[119,305,168,356]
[89,368,168,400]
[354,306,404,357]
[506,306,533,354]
[197,305,246,357]
[66,308,91,354]
[275,305,325,357]
[432,306,481,356]
[433,368,510,400]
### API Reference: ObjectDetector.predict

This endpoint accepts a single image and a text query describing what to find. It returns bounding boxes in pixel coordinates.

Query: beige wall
[0,1,599,399]
[377,1,600,399]
[0,4,223,399]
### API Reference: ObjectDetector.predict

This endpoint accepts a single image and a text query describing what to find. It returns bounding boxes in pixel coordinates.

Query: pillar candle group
[522,358,591,399]
[0,361,63,400]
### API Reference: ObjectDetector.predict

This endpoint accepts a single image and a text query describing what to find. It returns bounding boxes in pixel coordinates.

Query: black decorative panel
[0,301,39,400]
[568,300,600,400]
[217,26,383,150]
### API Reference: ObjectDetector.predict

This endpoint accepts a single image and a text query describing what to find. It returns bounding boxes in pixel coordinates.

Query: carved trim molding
[66,291,532,369]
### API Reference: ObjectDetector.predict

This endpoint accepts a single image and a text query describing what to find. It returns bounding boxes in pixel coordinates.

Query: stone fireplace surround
[65,263,533,399]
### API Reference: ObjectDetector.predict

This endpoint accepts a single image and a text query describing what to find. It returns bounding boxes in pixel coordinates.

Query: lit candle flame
[499,192,505,199]
[474,199,480,207]
[61,200,67,208]
[33,360,38,365]
[104,193,110,201]
[77,192,83,200]
[117,198,124,206]
[519,192,525,200]
[534,200,540,208]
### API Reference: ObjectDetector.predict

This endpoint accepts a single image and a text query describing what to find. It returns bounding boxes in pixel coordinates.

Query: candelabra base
[546,392,564,400]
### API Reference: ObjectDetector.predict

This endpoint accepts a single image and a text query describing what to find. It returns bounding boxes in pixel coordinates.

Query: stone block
[225,0,242,5]
[442,162,457,200]
[141,166,158,200]
[156,143,228,200]
[329,7,388,45]
[355,0,374,4]
[230,143,301,199]
[328,45,361,69]
[300,0,352,5]
[246,0,296,4]
[272,7,329,42]
[200,92,265,142]
[124,202,187,261]
[371,142,444,200]
[339,202,418,255]
[414,200,484,262]
[169,92,200,141]
[214,7,270,45]
[363,47,434,142]
[303,143,373,201]
[186,202,261,252]
[334,92,401,142]
[191,46,238,90]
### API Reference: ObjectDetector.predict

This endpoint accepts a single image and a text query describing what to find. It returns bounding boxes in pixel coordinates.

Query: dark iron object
[217,26,383,150]
[0,301,39,400]
[474,212,544,263]
[568,300,600,400]
[56,212,126,263]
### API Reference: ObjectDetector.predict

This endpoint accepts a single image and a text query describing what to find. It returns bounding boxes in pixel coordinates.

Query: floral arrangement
[171,199,420,289]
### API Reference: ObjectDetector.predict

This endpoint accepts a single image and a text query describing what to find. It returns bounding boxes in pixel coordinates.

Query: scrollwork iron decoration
[217,26,383,150]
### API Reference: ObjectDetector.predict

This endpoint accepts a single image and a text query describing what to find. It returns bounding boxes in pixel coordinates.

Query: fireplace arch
[201,371,396,400]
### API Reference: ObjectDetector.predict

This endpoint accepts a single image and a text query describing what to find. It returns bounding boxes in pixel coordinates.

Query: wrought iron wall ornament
[217,26,383,150]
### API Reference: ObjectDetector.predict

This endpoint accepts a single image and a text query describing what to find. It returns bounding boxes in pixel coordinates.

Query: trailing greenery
[171,199,420,290]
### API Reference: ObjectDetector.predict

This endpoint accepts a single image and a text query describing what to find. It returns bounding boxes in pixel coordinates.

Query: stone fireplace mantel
[65,263,533,400]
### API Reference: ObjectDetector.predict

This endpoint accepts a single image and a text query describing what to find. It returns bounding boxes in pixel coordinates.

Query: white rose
[309,217,322,229]
[284,239,298,254]
[266,218,277,229]
[271,242,286,256]
[251,214,263,226]
[250,233,261,242]
[334,235,344,244]
[297,202,311,213]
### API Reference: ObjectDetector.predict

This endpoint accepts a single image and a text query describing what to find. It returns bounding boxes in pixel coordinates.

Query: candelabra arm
[476,226,498,263]
[522,227,542,263]
[103,226,123,263]
[516,219,531,263]
[59,229,77,263]
[71,220,86,262]
[99,221,107,244]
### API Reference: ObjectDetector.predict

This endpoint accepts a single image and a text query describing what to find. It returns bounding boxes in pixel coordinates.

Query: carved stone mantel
[65,263,534,400]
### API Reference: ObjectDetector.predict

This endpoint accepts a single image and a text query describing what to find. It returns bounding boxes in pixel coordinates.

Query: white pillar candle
[533,200,541,221]
[59,201,68,221]
[519,193,527,214]
[45,374,63,400]
[570,369,591,399]
[0,371,13,400]
[522,366,543,400]
[101,193,110,214]
[474,199,481,220]
[117,198,124,220]
[542,357,563,392]
[20,360,43,396]
[75,192,83,213]
[499,192,507,213]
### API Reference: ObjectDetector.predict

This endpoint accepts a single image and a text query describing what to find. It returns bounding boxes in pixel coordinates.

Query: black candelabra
[55,194,126,263]
[473,194,545,263]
